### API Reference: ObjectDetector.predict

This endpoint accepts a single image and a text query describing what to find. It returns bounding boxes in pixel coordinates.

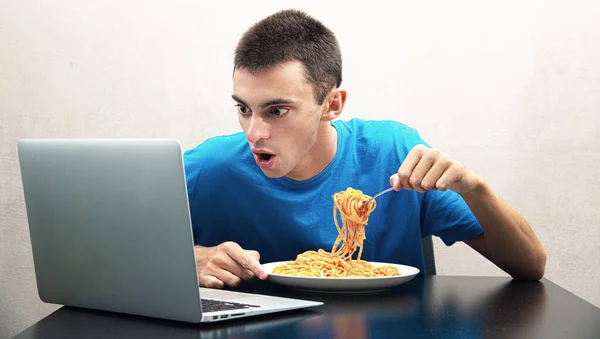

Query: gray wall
[2,1,599,338]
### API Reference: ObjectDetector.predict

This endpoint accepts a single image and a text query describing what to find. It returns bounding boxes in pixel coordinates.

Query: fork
[361,187,395,206]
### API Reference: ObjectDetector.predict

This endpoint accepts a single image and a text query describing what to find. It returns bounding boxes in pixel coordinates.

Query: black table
[12,276,600,338]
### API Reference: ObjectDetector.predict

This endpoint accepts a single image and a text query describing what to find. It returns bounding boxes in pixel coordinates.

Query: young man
[184,9,546,289]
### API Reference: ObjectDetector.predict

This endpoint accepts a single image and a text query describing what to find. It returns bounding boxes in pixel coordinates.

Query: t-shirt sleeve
[420,189,483,246]
[183,138,230,246]
[183,146,206,245]
[388,121,483,245]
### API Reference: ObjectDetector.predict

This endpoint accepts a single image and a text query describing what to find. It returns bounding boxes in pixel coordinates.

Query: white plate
[262,261,420,293]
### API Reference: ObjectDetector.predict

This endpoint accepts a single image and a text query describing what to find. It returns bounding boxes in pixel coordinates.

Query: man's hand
[194,242,267,289]
[389,144,483,194]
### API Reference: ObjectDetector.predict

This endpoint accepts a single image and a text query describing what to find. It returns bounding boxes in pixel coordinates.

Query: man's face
[233,61,325,179]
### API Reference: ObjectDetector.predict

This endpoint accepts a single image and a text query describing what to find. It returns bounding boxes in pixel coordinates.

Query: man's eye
[270,107,289,117]
[235,104,251,115]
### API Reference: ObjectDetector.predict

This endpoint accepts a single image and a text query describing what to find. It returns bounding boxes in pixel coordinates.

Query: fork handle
[372,187,395,200]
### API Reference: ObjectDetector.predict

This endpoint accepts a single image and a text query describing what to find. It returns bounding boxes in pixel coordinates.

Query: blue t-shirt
[183,119,483,273]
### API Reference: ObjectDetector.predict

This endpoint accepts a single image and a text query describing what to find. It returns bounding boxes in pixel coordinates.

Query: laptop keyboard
[201,298,261,313]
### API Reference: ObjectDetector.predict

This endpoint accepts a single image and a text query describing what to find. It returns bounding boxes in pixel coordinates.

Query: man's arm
[461,179,546,280]
[390,144,546,280]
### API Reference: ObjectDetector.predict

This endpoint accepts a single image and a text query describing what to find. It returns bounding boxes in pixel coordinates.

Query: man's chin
[258,167,286,179]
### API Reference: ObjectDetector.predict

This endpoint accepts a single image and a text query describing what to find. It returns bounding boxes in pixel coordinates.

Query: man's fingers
[409,149,439,193]
[393,146,468,193]
[195,243,265,290]
[244,250,260,279]
[210,252,255,280]
[222,242,267,280]
[199,275,225,289]
[199,269,243,288]
[246,250,260,261]
[397,145,427,191]
[389,174,403,191]
[216,269,244,287]
[421,158,450,190]
[210,243,254,280]
[435,165,461,191]
[243,268,255,279]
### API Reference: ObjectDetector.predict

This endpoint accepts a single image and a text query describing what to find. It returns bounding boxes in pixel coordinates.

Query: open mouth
[254,152,276,169]
[259,153,273,161]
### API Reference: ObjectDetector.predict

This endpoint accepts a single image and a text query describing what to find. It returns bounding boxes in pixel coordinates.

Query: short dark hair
[234,9,342,104]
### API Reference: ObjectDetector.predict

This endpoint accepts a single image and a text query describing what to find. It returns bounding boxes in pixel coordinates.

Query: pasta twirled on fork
[272,188,400,277]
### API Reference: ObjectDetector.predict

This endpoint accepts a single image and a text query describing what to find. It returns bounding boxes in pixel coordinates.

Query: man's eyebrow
[231,95,296,109]
[259,98,295,108]
[231,95,248,106]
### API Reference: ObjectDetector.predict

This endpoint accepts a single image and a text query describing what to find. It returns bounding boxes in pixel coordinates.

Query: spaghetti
[272,188,400,278]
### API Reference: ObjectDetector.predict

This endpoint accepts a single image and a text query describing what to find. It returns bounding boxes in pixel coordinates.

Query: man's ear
[321,89,347,121]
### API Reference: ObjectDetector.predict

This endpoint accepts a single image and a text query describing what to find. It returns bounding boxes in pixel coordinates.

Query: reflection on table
[12,276,600,339]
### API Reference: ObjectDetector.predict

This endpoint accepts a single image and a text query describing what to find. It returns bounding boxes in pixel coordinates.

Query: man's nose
[246,115,270,144]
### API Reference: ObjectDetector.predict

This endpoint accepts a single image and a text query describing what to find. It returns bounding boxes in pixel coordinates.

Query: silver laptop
[17,138,322,323]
